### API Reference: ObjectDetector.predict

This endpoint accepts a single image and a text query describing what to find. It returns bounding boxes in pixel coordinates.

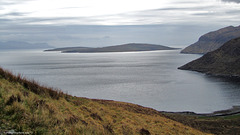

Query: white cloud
[0,0,240,25]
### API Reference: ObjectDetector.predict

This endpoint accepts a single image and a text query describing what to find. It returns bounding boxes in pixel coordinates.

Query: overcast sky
[0,0,240,47]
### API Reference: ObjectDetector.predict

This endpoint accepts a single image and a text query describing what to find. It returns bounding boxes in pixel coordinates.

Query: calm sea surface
[1,49,240,113]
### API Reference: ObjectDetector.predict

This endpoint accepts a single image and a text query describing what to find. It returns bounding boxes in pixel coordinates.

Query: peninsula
[179,37,240,78]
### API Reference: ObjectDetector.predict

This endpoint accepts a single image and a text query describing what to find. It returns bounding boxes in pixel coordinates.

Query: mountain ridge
[0,41,52,49]
[181,25,240,54]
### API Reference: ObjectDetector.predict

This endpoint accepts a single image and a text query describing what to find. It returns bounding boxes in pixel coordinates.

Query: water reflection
[0,50,240,113]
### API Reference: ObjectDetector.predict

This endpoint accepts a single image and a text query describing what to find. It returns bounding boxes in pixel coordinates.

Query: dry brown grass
[0,67,209,134]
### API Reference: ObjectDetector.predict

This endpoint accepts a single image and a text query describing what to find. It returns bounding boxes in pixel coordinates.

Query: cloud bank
[0,0,239,47]
[221,0,240,3]
[0,0,240,25]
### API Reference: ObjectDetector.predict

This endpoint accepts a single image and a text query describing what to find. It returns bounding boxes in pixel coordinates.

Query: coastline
[162,106,240,117]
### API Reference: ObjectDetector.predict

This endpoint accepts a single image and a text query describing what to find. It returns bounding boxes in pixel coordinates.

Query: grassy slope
[0,67,208,135]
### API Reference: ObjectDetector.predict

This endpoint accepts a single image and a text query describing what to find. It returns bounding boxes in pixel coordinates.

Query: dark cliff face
[179,37,240,77]
[181,25,240,54]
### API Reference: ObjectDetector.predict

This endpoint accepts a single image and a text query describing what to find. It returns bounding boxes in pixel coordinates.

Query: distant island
[179,37,240,78]
[45,43,179,53]
[0,41,52,49]
[181,25,240,54]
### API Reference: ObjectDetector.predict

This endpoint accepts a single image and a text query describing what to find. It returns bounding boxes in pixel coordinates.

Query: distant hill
[0,41,52,49]
[45,46,91,52]
[45,43,179,53]
[179,37,240,77]
[181,25,240,54]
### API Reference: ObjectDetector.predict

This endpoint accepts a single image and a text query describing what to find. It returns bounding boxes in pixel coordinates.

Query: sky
[0,0,240,47]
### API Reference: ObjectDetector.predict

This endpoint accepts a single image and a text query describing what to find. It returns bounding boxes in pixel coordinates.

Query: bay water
[1,49,240,113]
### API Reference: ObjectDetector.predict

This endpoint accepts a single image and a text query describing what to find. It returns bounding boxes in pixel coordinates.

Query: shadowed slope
[179,37,240,77]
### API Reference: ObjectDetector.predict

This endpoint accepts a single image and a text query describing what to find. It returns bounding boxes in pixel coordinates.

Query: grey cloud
[0,0,31,5]
[0,0,239,48]
[221,0,240,3]
[0,0,239,26]
[0,14,101,26]
[116,2,240,25]
[226,9,240,14]
[5,12,25,16]
[152,6,214,12]
[0,12,28,17]
[0,1,31,16]
[191,12,220,16]
[0,24,224,48]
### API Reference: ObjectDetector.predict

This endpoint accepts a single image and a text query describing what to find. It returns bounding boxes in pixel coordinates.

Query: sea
[0,49,240,113]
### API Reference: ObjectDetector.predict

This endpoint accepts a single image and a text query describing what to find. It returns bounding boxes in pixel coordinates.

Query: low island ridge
[45,43,179,53]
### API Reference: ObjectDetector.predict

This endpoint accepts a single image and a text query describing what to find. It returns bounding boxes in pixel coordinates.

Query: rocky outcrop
[179,37,240,77]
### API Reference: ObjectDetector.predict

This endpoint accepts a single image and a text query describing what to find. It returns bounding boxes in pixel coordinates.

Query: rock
[179,37,240,77]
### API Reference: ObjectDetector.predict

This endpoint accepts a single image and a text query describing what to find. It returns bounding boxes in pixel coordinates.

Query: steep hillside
[181,25,240,54]
[0,67,207,134]
[179,37,240,77]
[45,43,178,53]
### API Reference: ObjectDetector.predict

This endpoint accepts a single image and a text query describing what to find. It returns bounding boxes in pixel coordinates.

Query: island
[45,43,179,53]
[181,25,240,54]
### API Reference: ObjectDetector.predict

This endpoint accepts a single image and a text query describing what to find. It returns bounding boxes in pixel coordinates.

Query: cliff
[179,37,240,77]
[181,25,240,54]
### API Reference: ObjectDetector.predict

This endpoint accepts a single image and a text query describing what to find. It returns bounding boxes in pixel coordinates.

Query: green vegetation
[0,67,207,134]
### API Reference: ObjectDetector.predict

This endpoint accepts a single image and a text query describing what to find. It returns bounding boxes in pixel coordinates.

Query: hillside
[179,37,240,77]
[0,41,52,49]
[0,67,207,134]
[181,25,240,54]
[45,43,178,53]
